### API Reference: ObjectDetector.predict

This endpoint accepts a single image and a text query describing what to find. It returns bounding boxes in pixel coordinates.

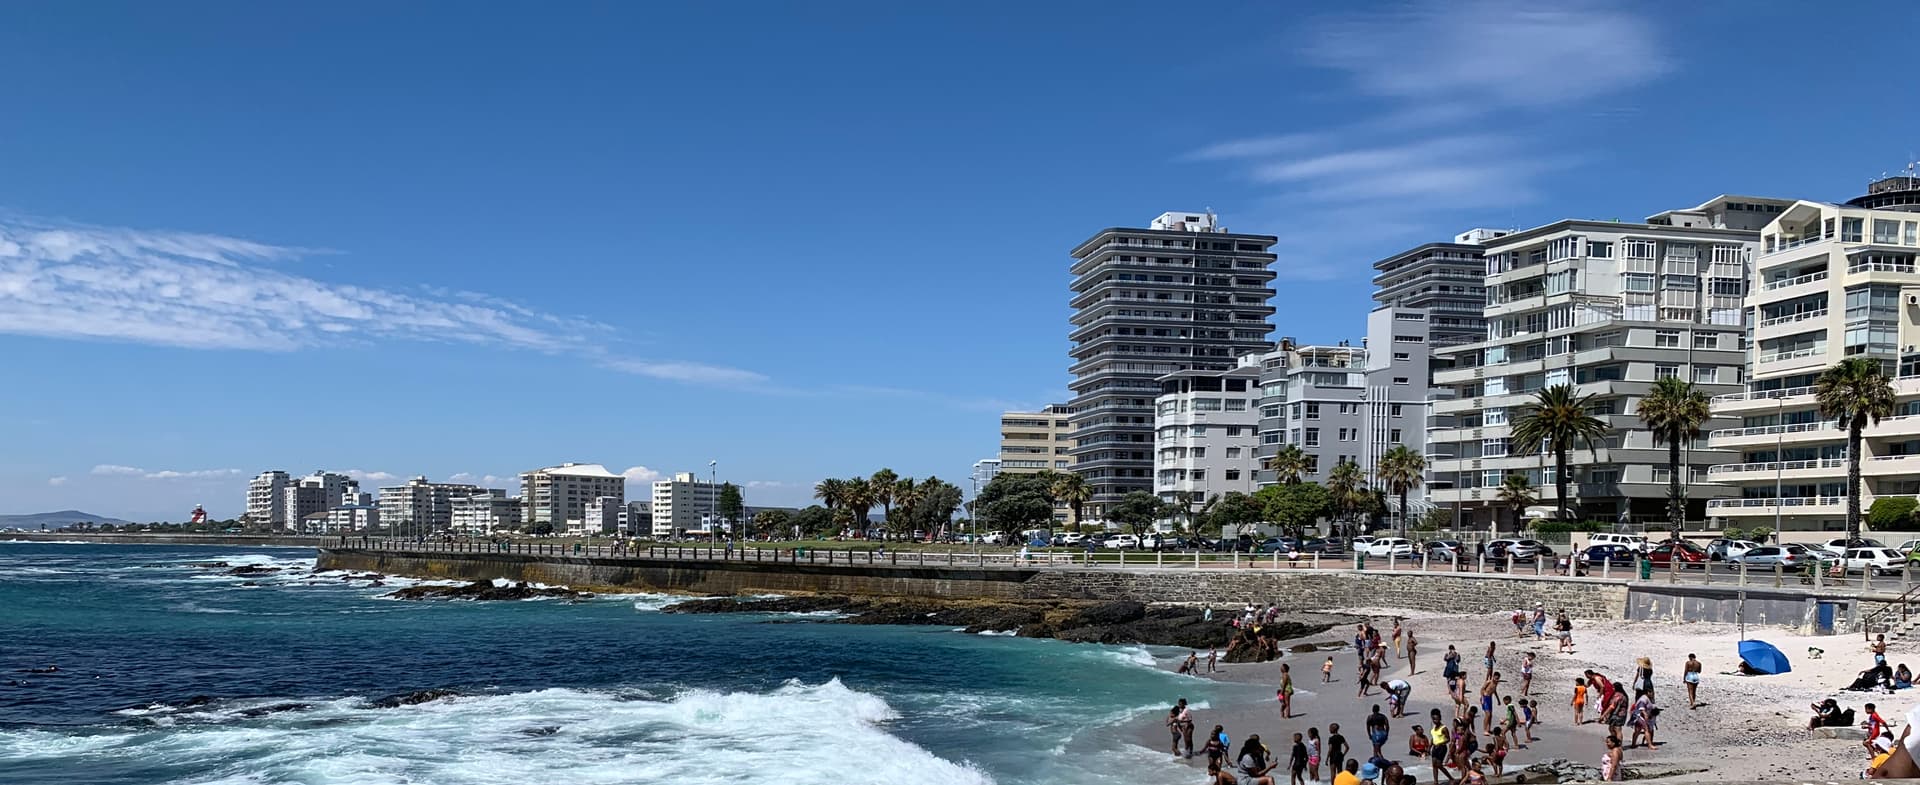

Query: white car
[1589,533,1651,553]
[1058,532,1087,546]
[1818,537,1886,555]
[1363,537,1416,557]
[1103,534,1141,550]
[1839,547,1906,576]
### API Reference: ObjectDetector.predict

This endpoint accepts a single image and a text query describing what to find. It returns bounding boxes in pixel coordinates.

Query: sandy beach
[1143,605,1903,782]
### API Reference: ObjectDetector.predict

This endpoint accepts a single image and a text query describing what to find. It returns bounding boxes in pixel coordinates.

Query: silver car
[1732,544,1815,568]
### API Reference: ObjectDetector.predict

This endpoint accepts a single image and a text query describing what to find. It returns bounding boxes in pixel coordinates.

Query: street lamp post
[709,460,720,548]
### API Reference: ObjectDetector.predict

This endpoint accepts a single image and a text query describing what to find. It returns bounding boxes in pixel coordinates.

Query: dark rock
[385,581,582,602]
[184,562,230,569]
[179,695,214,708]
[1065,600,1147,627]
[239,581,259,587]
[236,702,312,718]
[370,688,462,708]
[519,725,561,736]
[227,565,281,576]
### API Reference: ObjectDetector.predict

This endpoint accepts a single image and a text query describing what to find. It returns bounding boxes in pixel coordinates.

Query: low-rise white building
[519,463,624,526]
[378,476,482,536]
[573,495,622,536]
[1154,362,1263,525]
[450,491,521,534]
[651,472,719,537]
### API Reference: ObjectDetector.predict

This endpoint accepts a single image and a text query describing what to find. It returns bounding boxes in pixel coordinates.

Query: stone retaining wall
[1020,568,1630,619]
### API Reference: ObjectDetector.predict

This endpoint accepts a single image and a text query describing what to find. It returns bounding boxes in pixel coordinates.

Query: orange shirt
[1573,685,1588,705]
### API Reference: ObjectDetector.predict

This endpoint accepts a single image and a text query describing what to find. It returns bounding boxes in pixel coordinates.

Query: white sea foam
[0,681,994,785]
[973,630,1018,637]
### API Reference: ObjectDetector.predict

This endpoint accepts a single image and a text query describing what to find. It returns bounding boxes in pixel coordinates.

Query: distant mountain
[0,510,135,529]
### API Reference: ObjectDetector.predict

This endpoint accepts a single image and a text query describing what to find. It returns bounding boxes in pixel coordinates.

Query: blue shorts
[1370,729,1389,745]
[1481,696,1493,712]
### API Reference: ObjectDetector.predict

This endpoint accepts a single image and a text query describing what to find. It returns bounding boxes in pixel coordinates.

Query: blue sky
[1,1,1916,521]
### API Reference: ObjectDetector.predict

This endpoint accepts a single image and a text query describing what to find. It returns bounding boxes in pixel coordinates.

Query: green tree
[868,468,899,526]
[840,477,875,533]
[889,477,921,535]
[1494,474,1537,538]
[1418,507,1453,533]
[1256,482,1331,540]
[813,478,847,525]
[1264,445,1310,484]
[718,482,745,534]
[975,473,1056,539]
[1510,384,1608,523]
[1867,497,1920,532]
[1108,491,1165,539]
[1816,358,1898,541]
[1637,376,1711,541]
[1196,491,1265,538]
[910,477,964,534]
[1375,444,1427,539]
[753,509,793,538]
[791,505,834,538]
[1050,473,1092,530]
[1325,458,1367,532]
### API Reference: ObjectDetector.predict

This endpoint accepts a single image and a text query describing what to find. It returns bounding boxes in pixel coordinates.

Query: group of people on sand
[1170,601,1742,784]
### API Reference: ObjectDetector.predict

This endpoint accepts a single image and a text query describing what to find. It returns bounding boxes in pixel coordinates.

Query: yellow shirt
[1334,772,1361,785]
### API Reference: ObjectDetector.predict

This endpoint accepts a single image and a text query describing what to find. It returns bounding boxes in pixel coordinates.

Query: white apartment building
[651,472,719,536]
[971,458,1001,491]
[999,405,1075,473]
[247,470,289,527]
[450,490,521,534]
[619,501,651,536]
[282,471,357,532]
[1154,362,1262,522]
[319,503,379,533]
[377,476,482,535]
[574,495,622,536]
[1428,197,1788,530]
[1708,176,1920,533]
[519,463,625,526]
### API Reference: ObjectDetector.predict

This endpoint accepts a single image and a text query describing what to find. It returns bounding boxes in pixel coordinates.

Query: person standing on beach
[1427,709,1455,785]
[1204,724,1228,768]
[1208,648,1218,674]
[1555,611,1575,653]
[1288,732,1309,785]
[1531,603,1547,640]
[1483,642,1498,679]
[1683,653,1702,709]
[1628,690,1657,751]
[1572,678,1589,725]
[1519,652,1535,697]
[1392,620,1404,658]
[1324,655,1335,683]
[1405,631,1419,675]
[1305,727,1323,783]
[1367,704,1390,758]
[1602,687,1629,743]
[1167,705,1185,757]
[1326,722,1348,776]
[1278,663,1296,719]
[1177,698,1196,757]
[1600,735,1623,782]
[1632,656,1654,702]
[1479,673,1502,734]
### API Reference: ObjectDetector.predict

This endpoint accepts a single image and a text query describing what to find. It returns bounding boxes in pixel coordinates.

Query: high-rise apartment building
[651,472,719,536]
[1154,362,1262,518]
[1254,306,1434,494]
[1371,232,1499,352]
[450,490,522,534]
[377,476,482,535]
[519,463,625,527]
[281,471,357,532]
[1427,197,1789,530]
[998,405,1075,473]
[246,470,289,528]
[1707,176,1920,532]
[1068,211,1277,516]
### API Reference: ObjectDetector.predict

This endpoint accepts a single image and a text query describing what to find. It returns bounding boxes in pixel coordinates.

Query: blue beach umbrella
[1738,639,1791,675]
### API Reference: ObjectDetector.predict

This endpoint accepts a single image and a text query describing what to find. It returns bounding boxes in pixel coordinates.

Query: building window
[1305,429,1321,447]
[1654,330,1680,347]
[1224,469,1241,481]
[1875,219,1901,244]
[1226,447,1242,458]
[1655,364,1680,380]
[1843,217,1864,242]
[1694,366,1718,384]
[1391,404,1404,417]
[1393,377,1409,385]
[1693,333,1716,349]
[1391,428,1403,442]
[1393,352,1410,361]
[1305,403,1320,419]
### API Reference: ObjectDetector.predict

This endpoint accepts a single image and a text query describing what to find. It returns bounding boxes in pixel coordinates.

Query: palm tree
[892,477,921,534]
[1375,444,1427,539]
[1172,490,1201,533]
[1050,473,1093,530]
[813,478,846,524]
[1264,445,1310,484]
[841,477,874,533]
[1510,384,1609,523]
[1637,376,1711,541]
[1816,358,1898,542]
[869,469,899,525]
[1494,474,1537,538]
[1326,458,1366,534]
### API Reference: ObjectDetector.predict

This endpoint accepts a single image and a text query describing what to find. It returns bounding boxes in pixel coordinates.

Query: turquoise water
[0,543,1225,785]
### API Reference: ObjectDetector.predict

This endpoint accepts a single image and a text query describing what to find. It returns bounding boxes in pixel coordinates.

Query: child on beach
[1572,678,1589,725]
[1520,699,1538,742]
[1305,727,1322,783]
[1326,722,1347,776]
[1208,648,1218,674]
[1203,725,1227,768]
[1278,663,1295,719]
[1323,656,1334,683]
[1502,695,1522,748]
[1488,731,1509,777]
[1289,732,1309,785]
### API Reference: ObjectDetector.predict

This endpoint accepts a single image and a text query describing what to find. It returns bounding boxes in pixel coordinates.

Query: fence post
[1157,552,1164,568]
[1863,565,1871,591]
[1119,550,1126,567]
[1195,549,1201,569]
[1534,555,1542,576]
[1774,563,1783,588]
[1815,563,1824,590]
[1601,559,1610,581]
[1478,553,1487,573]
[1703,559,1712,585]
[1738,559,1747,586]
[1232,552,1239,570]
[1313,553,1321,571]
[1506,554,1514,574]
[1388,552,1397,572]
[1273,551,1280,570]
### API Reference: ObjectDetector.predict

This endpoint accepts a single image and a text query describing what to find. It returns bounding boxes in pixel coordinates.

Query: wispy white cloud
[745,480,798,490]
[343,469,398,482]
[621,466,662,486]
[91,464,242,480]
[47,476,66,486]
[1185,133,1328,161]
[0,214,763,387]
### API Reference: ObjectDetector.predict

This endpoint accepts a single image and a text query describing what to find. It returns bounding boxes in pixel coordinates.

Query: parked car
[1646,540,1709,569]
[1363,537,1416,557]
[1589,533,1651,553]
[1424,539,1465,562]
[1058,532,1087,547]
[1102,534,1141,550]
[1839,547,1907,576]
[1216,534,1255,553]
[1297,538,1335,554]
[1818,537,1886,555]
[1320,537,1349,555]
[1350,536,1376,551]
[1581,544,1640,567]
[1732,544,1816,568]
[1488,538,1553,562]
[1255,537,1299,554]
[1707,538,1761,562]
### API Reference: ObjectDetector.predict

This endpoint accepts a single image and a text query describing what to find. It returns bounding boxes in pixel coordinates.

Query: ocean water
[0,543,1223,785]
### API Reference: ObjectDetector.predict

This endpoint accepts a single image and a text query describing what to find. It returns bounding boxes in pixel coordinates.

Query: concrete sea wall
[5,532,327,547]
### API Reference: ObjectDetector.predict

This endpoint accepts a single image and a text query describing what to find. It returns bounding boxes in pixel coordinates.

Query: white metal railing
[1756,309,1828,329]
[1706,458,1846,475]
[1758,347,1826,364]
[1763,234,1831,256]
[1849,262,1918,275]
[1708,422,1836,440]
[1706,496,1845,510]
[1711,385,1817,405]
[1762,270,1829,290]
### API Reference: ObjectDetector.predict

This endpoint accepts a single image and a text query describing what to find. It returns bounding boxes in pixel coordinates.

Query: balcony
[1711,385,1816,408]
[1760,233,1832,258]
[1706,496,1844,515]
[1756,347,1826,368]
[1704,458,1846,481]
[1759,270,1829,293]
[1707,421,1840,447]
[1755,309,1828,330]
[1867,454,1920,474]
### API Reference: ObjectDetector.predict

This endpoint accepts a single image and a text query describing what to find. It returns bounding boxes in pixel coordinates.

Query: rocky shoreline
[662,595,1341,652]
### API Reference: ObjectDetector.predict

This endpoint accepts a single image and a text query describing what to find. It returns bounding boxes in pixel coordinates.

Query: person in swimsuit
[1572,678,1589,725]
[1177,698,1196,757]
[1406,631,1419,675]
[1601,735,1623,781]
[1683,653,1702,709]
[1278,663,1295,719]
[1167,706,1185,756]
[1520,699,1538,742]
[1203,724,1228,768]
[1366,704,1390,758]
[1501,695,1522,748]
[1206,760,1238,785]
[1305,727,1322,783]
[1480,673,1501,734]
[1519,652,1535,696]
[1555,612,1575,653]
[1323,656,1334,683]
[1484,641,1497,679]
[1427,709,1455,785]
[1392,620,1404,658]
[1325,722,1347,777]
